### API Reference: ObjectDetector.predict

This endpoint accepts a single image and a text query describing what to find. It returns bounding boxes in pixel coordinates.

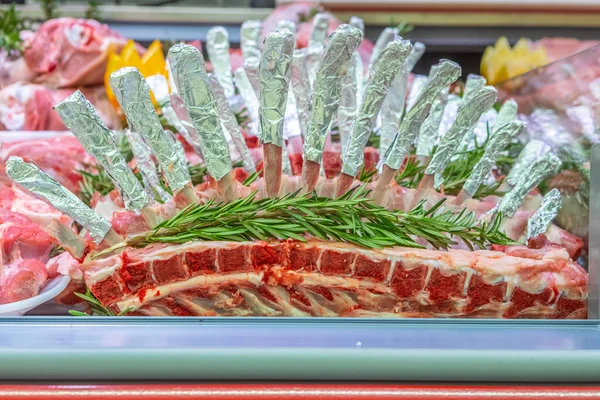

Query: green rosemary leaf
[71,289,116,317]
[105,186,514,255]
[243,171,260,186]
[68,310,90,317]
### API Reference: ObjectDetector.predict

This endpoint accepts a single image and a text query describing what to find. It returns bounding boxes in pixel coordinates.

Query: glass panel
[0,11,592,322]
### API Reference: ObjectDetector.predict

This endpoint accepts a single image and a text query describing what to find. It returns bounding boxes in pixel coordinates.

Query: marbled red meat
[84,239,587,318]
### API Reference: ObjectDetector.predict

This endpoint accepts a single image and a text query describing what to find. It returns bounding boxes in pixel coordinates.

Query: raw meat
[0,135,91,193]
[21,18,130,88]
[0,188,58,304]
[84,239,586,318]
[0,83,120,131]
[534,37,600,63]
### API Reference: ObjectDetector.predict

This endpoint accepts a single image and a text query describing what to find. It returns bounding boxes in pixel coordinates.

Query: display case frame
[0,136,598,382]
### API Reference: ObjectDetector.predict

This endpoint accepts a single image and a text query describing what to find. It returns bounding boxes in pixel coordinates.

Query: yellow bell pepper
[481,36,549,85]
[119,40,144,71]
[105,52,123,109]
[105,39,169,112]
[141,40,167,78]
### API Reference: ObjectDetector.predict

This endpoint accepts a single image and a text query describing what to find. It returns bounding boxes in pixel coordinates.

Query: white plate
[0,275,71,316]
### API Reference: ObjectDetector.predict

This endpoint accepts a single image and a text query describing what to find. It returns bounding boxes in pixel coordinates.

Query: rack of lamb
[4,19,587,319]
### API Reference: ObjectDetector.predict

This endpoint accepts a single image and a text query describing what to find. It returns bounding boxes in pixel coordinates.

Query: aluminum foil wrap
[303,24,363,164]
[209,75,256,173]
[306,13,331,87]
[416,85,449,157]
[241,20,262,65]
[498,152,562,217]
[527,188,562,239]
[166,60,178,94]
[348,16,364,105]
[342,38,412,177]
[379,57,409,157]
[110,67,192,192]
[125,129,171,203]
[274,20,303,142]
[469,108,498,149]
[462,120,525,197]
[283,87,302,140]
[146,74,196,152]
[167,129,187,169]
[54,90,148,212]
[349,16,364,33]
[379,42,426,156]
[168,44,232,181]
[493,99,518,134]
[382,60,461,171]
[276,19,296,34]
[405,74,428,111]
[439,93,461,137]
[506,139,552,187]
[461,74,487,105]
[6,156,111,243]
[367,27,398,74]
[145,75,170,106]
[338,51,360,158]
[425,86,497,186]
[353,51,364,106]
[291,49,311,137]
[406,42,426,71]
[233,67,260,125]
[206,26,235,99]
[240,20,262,95]
[169,93,204,159]
[258,29,295,147]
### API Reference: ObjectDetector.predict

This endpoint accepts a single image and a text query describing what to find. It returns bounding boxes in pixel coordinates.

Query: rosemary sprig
[243,171,260,186]
[396,131,510,199]
[329,127,381,149]
[394,21,415,36]
[188,163,208,186]
[69,289,132,316]
[78,156,243,206]
[234,105,250,128]
[396,157,426,189]
[97,186,514,257]
[49,245,65,258]
[0,4,30,54]
[357,166,377,183]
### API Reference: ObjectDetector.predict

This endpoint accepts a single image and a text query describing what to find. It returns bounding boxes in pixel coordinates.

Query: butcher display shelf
[1,317,600,382]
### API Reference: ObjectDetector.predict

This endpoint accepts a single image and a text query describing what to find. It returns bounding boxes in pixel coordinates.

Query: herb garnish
[69,289,132,316]
[0,4,30,54]
[96,185,514,257]
[396,129,512,199]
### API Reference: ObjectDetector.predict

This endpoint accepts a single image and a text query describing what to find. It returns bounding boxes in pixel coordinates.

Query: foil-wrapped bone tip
[527,188,562,239]
[207,25,228,40]
[349,16,365,33]
[6,156,111,243]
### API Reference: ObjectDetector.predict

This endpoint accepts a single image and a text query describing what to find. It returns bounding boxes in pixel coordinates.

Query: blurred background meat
[0,83,120,131]
[20,18,130,88]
